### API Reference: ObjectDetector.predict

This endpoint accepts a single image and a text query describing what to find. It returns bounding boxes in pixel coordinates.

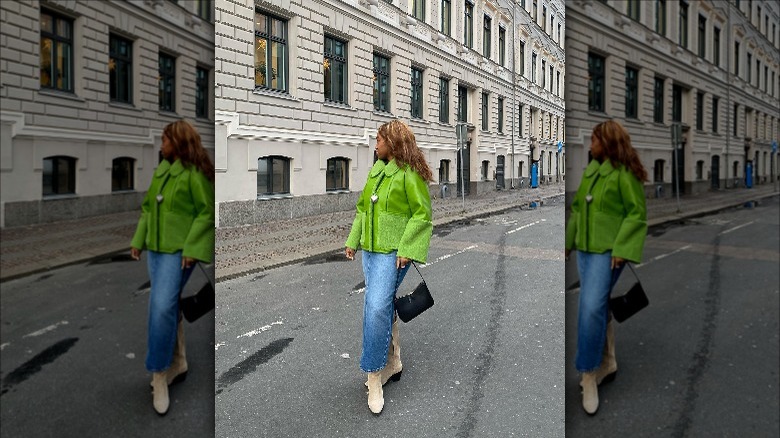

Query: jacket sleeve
[130,188,153,250]
[397,171,433,263]
[611,170,647,263]
[565,187,581,251]
[182,171,215,263]
[345,187,367,250]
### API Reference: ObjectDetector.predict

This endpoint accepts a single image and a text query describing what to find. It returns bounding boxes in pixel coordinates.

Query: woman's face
[161,133,175,159]
[376,133,392,161]
[589,133,604,160]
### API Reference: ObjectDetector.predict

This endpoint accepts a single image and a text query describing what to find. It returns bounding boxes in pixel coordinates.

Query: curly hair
[163,120,215,182]
[377,120,433,182]
[592,120,648,182]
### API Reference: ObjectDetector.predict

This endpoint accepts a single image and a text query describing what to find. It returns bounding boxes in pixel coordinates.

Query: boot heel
[389,371,402,382]
[171,370,188,385]
[599,370,617,385]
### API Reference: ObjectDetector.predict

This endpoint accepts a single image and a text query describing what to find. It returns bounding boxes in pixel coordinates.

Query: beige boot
[365,319,403,387]
[151,372,170,415]
[149,320,188,388]
[594,320,617,385]
[580,371,599,415]
[366,371,384,414]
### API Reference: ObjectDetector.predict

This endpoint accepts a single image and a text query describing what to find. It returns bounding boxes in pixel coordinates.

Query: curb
[647,191,779,227]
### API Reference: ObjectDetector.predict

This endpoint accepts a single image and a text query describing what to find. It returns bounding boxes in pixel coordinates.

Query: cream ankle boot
[366,371,384,414]
[151,372,170,415]
[149,321,188,388]
[365,319,403,387]
[580,371,599,415]
[594,320,617,385]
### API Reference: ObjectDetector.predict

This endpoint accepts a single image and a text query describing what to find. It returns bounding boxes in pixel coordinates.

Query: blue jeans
[360,251,410,372]
[575,250,625,372]
[146,250,194,372]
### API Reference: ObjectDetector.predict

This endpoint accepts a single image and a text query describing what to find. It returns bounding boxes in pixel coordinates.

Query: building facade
[215,0,565,228]
[0,0,215,228]
[565,0,779,198]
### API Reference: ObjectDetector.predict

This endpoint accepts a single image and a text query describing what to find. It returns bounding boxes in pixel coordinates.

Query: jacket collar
[368,159,403,178]
[154,159,185,177]
[584,159,616,177]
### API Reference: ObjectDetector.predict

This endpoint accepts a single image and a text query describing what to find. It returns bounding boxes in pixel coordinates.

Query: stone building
[214,0,565,227]
[565,0,779,198]
[0,0,215,228]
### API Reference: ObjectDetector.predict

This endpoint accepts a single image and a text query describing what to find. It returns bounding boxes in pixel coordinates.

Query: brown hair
[163,120,215,182]
[592,120,648,182]
[377,120,433,182]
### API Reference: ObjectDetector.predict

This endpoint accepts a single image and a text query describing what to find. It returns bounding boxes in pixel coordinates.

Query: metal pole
[460,124,466,210]
[510,2,516,189]
[725,2,731,188]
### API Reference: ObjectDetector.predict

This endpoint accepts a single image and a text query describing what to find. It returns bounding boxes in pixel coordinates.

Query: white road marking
[215,342,226,351]
[506,220,543,235]
[421,245,478,268]
[0,343,10,351]
[236,321,283,339]
[23,320,69,338]
[719,221,755,235]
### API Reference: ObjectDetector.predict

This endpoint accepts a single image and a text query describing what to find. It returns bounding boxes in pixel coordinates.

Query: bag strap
[626,262,640,283]
[411,262,426,286]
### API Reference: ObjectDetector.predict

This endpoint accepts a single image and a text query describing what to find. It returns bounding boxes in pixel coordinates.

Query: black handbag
[609,263,648,323]
[394,262,434,323]
[180,263,215,323]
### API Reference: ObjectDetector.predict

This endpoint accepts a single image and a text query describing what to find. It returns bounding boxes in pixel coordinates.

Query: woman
[130,120,215,415]
[345,120,433,414]
[565,120,647,415]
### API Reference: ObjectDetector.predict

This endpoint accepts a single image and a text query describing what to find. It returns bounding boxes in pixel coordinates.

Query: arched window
[112,157,135,191]
[43,156,76,196]
[326,157,349,191]
[258,156,290,196]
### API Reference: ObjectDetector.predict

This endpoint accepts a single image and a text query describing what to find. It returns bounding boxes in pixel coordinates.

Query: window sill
[43,194,78,200]
[326,189,351,194]
[38,89,85,102]
[253,88,298,102]
[257,194,293,201]
[372,110,395,118]
[108,101,141,112]
[158,110,180,118]
[111,189,137,194]
[323,101,354,111]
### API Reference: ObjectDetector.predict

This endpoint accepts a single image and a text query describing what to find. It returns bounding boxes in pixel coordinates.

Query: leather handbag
[609,263,648,323]
[180,263,215,323]
[394,262,434,323]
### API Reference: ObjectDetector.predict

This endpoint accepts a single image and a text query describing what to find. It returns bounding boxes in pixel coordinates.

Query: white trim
[0,111,159,144]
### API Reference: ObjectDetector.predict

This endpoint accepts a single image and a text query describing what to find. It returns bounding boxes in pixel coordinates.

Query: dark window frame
[712,96,719,133]
[411,67,424,119]
[625,66,639,119]
[588,52,605,112]
[257,156,291,196]
[40,9,74,92]
[109,33,133,104]
[654,76,665,123]
[483,15,492,59]
[112,157,135,192]
[158,52,176,112]
[464,1,474,48]
[439,77,450,123]
[656,0,667,35]
[498,26,506,66]
[195,66,209,118]
[481,91,489,131]
[197,0,211,21]
[679,0,689,48]
[43,156,76,196]
[326,157,350,192]
[373,53,391,112]
[255,10,289,92]
[713,26,720,67]
[457,85,468,122]
[497,96,504,133]
[412,0,425,21]
[696,91,704,130]
[324,35,348,105]
[698,14,706,59]
[441,0,451,36]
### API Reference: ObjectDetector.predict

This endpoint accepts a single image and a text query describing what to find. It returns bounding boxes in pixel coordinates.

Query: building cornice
[0,111,159,144]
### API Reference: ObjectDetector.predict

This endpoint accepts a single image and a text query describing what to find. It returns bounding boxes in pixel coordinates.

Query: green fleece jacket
[131,159,215,263]
[345,159,432,263]
[565,159,647,263]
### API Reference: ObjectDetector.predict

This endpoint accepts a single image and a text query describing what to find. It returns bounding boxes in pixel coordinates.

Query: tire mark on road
[672,232,722,437]
[456,232,508,438]
[215,337,293,395]
[1,337,78,396]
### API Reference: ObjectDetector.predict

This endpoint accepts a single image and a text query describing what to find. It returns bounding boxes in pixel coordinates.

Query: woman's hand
[345,247,355,261]
[565,249,571,260]
[182,256,196,270]
[396,256,411,270]
[611,256,625,270]
[130,247,142,260]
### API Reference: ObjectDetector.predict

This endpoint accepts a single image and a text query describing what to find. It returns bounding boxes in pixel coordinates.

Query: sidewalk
[1,183,777,282]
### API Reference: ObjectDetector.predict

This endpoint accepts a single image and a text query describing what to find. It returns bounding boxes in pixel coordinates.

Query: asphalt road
[565,195,780,437]
[0,253,215,438]
[215,197,566,437]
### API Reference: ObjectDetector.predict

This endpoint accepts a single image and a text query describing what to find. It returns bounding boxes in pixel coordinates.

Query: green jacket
[345,159,433,263]
[131,159,215,263]
[565,159,647,263]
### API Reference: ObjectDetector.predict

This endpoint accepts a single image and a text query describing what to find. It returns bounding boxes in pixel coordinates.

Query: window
[481,160,490,180]
[43,156,76,196]
[713,27,720,67]
[520,42,525,77]
[439,77,449,123]
[764,66,768,93]
[439,160,450,182]
[441,0,451,36]
[109,34,132,104]
[733,103,738,136]
[747,52,752,83]
[626,67,639,119]
[679,1,688,48]
[655,0,666,35]
[373,53,390,112]
[324,36,347,104]
[698,15,706,58]
[533,0,538,24]
[483,15,491,59]
[258,156,290,196]
[464,1,474,48]
[588,52,605,112]
[712,96,719,133]
[481,91,489,131]
[195,66,208,118]
[542,6,546,31]
[457,85,468,122]
[628,0,640,21]
[518,104,524,137]
[326,157,349,191]
[498,97,504,133]
[40,10,74,92]
[498,27,505,66]
[197,0,211,21]
[696,160,704,180]
[696,91,704,130]
[412,0,424,20]
[158,52,175,112]
[549,65,554,92]
[654,159,665,182]
[550,16,554,37]
[556,70,561,96]
[112,157,134,191]
[734,41,740,76]
[541,59,546,88]
[558,23,561,42]
[672,84,682,122]
[255,11,288,92]
[411,67,423,119]
[532,52,537,83]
